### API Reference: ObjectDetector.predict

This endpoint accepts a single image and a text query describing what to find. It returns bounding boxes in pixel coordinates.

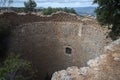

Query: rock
[52,38,120,80]
[104,38,120,52]
[51,70,74,80]
[78,67,89,75]
[114,57,120,61]
[87,57,100,67]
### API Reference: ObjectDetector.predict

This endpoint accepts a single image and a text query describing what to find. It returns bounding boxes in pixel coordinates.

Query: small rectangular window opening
[65,47,72,54]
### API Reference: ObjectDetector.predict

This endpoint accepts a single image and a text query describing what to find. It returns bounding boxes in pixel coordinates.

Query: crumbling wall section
[0,12,107,80]
[52,39,120,80]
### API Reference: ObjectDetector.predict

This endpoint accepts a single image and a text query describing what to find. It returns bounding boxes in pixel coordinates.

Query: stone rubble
[52,39,120,80]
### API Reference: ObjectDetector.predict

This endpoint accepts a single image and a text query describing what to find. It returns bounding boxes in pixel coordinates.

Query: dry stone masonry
[0,12,108,80]
[52,39,120,80]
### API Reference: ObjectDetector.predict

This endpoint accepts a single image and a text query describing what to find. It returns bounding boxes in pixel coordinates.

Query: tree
[0,53,34,80]
[63,7,69,13]
[93,0,120,40]
[24,0,37,12]
[69,8,76,14]
[42,7,77,15]
[42,7,53,15]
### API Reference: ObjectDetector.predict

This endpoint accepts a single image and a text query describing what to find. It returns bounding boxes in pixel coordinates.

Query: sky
[2,0,98,7]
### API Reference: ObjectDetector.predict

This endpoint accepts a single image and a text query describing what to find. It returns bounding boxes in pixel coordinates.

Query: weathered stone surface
[52,39,120,80]
[0,12,108,80]
[104,39,120,52]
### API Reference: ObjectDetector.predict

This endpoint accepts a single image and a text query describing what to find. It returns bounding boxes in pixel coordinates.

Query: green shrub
[0,53,34,80]
[42,7,77,15]
[94,0,120,40]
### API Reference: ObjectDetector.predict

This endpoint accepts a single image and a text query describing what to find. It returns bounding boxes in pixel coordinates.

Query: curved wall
[2,12,107,80]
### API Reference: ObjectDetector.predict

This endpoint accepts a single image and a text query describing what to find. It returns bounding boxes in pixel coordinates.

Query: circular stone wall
[8,21,106,80]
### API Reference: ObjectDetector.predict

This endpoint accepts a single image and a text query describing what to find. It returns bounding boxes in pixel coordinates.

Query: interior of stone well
[0,12,107,80]
[8,21,106,80]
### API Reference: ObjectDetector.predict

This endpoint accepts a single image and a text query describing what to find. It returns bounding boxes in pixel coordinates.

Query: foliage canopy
[94,0,120,40]
[0,53,34,80]
[42,7,77,15]
[24,0,37,12]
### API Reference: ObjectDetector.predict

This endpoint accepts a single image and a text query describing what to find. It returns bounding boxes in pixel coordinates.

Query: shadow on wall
[0,18,12,61]
[9,22,78,80]
[65,47,72,54]
[44,73,52,80]
[8,22,106,80]
[0,12,107,80]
